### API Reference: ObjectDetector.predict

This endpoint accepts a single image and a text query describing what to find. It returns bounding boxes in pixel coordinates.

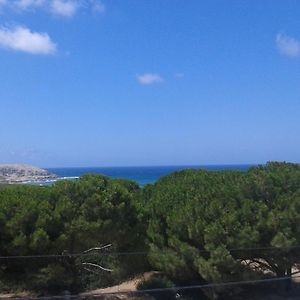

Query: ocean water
[46,165,254,187]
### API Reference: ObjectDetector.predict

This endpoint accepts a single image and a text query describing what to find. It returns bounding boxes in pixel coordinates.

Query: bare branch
[292,270,300,275]
[82,244,112,254]
[251,259,272,269]
[82,262,113,272]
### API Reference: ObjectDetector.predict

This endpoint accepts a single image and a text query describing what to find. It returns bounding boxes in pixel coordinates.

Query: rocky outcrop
[0,164,57,184]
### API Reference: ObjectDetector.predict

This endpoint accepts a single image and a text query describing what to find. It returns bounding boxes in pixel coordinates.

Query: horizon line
[44,163,261,169]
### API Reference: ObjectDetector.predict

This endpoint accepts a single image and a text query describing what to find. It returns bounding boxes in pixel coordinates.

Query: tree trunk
[285,266,292,293]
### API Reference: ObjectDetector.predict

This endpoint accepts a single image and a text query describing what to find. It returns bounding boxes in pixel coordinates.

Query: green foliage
[137,275,174,290]
[1,162,300,298]
[0,175,146,294]
[145,162,300,298]
[137,275,175,300]
[31,264,73,293]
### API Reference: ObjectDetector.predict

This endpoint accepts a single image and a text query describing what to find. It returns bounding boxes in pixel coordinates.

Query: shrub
[137,275,175,300]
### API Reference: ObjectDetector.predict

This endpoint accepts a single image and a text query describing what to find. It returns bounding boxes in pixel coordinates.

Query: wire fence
[1,245,300,260]
[1,246,300,300]
[5,275,300,300]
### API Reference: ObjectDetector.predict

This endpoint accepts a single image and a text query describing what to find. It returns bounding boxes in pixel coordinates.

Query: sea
[44,165,255,187]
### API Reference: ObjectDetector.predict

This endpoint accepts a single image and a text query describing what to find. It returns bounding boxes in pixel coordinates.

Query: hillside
[0,164,57,184]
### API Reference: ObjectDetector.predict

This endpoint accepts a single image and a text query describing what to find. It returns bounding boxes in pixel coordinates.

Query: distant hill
[0,164,57,184]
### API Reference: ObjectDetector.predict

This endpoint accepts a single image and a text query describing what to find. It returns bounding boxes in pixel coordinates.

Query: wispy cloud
[276,33,300,58]
[0,0,105,17]
[0,26,56,55]
[51,0,79,17]
[90,0,105,14]
[137,73,164,85]
[15,0,46,10]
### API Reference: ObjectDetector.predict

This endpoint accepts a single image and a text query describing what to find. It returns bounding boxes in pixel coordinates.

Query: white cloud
[137,73,164,85]
[276,33,300,58]
[51,0,79,17]
[0,26,56,55]
[90,0,105,13]
[0,0,105,17]
[15,0,45,10]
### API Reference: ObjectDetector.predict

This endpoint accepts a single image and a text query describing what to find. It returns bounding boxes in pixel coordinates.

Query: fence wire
[1,245,300,260]
[4,275,299,300]
[1,245,300,299]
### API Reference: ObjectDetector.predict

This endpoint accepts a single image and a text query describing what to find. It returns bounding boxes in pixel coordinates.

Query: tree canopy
[146,162,300,290]
[0,175,145,293]
[1,162,300,299]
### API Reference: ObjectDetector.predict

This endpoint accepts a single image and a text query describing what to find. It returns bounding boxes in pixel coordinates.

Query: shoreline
[0,176,80,186]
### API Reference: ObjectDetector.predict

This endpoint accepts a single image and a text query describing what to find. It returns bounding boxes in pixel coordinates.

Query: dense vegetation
[145,162,300,298]
[1,162,300,299]
[0,175,146,293]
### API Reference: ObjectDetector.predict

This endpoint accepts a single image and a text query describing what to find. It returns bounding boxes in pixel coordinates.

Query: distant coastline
[0,164,256,186]
[0,164,57,185]
[45,164,255,186]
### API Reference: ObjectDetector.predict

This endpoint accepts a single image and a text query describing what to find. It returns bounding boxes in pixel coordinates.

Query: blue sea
[45,165,254,187]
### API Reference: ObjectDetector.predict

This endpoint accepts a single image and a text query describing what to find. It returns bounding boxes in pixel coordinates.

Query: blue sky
[0,0,300,167]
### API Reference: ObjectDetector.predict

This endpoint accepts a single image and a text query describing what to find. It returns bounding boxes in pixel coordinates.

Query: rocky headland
[0,164,57,184]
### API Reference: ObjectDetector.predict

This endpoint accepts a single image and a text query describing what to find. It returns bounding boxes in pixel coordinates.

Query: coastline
[1,165,255,187]
[20,176,80,186]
